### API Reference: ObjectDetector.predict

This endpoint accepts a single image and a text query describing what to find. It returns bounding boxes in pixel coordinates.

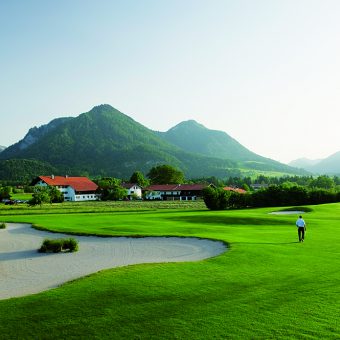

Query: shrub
[62,238,79,252]
[38,238,79,253]
[0,222,6,229]
[202,187,232,210]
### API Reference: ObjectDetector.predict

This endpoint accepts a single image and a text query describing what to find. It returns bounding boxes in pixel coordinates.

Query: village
[28,175,247,202]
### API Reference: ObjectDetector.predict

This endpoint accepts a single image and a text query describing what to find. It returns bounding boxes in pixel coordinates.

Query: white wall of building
[35,181,98,202]
[74,192,98,202]
[126,185,142,199]
[145,191,162,200]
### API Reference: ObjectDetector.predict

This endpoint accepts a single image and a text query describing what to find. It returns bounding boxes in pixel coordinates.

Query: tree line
[2,163,340,208]
[202,184,340,210]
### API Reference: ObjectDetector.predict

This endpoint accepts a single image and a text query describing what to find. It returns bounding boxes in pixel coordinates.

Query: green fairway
[0,201,339,339]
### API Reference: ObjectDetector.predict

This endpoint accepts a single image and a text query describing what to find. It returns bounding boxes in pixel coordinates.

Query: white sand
[269,210,305,215]
[0,223,226,300]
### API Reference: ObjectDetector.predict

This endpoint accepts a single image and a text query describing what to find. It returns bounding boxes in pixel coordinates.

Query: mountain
[158,120,302,174]
[0,105,236,178]
[309,152,340,174]
[3,117,73,155]
[289,153,340,174]
[289,158,321,169]
[0,104,306,180]
[0,146,6,153]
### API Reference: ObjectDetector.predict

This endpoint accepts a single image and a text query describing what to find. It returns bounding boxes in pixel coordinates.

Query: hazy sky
[1,0,340,164]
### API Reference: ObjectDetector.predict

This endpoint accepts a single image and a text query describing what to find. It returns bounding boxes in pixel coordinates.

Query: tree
[97,177,127,201]
[309,175,335,190]
[49,186,64,203]
[0,186,12,200]
[147,164,184,184]
[129,171,149,187]
[28,187,51,207]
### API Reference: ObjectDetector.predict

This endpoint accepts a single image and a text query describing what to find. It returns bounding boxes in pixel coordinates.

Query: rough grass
[0,202,339,339]
[0,200,207,216]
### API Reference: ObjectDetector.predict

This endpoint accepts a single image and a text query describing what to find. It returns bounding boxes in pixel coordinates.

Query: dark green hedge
[203,185,340,210]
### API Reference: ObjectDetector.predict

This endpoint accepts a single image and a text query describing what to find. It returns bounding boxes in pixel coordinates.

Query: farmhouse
[121,183,142,199]
[144,183,214,201]
[31,175,98,202]
[223,186,247,194]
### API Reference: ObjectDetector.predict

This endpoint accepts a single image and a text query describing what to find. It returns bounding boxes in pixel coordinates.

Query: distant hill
[159,120,304,174]
[309,152,340,174]
[289,153,340,174]
[0,146,6,153]
[0,104,307,181]
[289,158,321,169]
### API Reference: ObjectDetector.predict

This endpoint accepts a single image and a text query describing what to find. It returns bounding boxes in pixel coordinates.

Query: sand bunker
[269,210,305,215]
[0,223,226,300]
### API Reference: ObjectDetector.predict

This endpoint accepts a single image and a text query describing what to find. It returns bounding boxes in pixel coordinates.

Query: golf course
[0,201,339,339]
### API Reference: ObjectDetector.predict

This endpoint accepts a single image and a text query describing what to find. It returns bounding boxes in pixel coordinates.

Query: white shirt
[296,218,306,228]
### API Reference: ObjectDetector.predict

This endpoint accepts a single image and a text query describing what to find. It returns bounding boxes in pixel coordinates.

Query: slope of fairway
[0,202,339,339]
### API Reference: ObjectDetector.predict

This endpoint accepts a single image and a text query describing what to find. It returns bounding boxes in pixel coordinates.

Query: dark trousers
[298,227,305,241]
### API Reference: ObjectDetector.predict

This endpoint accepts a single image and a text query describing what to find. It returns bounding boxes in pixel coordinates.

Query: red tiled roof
[223,186,247,194]
[145,184,178,191]
[144,184,210,191]
[174,184,208,191]
[38,176,98,192]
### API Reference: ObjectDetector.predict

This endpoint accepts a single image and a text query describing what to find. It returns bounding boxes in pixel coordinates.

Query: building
[250,183,269,191]
[223,186,247,194]
[31,175,98,202]
[121,183,142,199]
[144,183,214,201]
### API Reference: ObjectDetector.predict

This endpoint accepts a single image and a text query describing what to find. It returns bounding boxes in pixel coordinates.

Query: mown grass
[0,201,339,339]
[10,192,33,200]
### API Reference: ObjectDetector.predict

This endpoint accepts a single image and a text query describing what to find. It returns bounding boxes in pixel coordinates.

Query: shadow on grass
[165,215,288,226]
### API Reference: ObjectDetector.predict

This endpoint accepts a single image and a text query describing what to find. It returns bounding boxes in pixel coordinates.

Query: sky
[1,0,340,164]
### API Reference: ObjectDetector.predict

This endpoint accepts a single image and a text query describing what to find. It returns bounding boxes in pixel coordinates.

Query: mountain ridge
[289,153,340,174]
[289,157,322,169]
[158,119,300,174]
[0,104,307,179]
[2,117,74,156]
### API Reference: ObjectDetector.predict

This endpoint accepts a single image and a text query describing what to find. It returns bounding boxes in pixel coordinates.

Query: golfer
[296,215,306,242]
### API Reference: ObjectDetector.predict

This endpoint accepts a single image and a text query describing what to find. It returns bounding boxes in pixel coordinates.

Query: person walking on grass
[296,215,306,242]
